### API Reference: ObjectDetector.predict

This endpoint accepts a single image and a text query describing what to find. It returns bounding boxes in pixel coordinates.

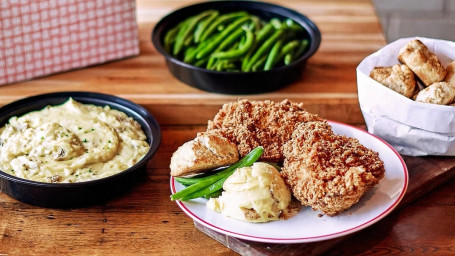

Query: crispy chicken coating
[281,121,385,216]
[207,99,322,163]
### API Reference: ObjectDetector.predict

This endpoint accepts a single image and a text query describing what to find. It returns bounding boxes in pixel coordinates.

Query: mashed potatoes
[0,98,149,183]
[207,162,292,223]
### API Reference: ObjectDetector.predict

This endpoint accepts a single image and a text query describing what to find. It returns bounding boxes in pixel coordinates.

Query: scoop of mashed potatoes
[207,162,292,223]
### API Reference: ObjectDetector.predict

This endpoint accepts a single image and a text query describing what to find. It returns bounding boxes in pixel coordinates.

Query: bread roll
[444,61,455,86]
[369,64,416,98]
[398,39,446,86]
[415,82,455,105]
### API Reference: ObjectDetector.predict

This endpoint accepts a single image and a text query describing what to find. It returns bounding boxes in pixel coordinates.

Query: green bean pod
[264,39,282,70]
[213,26,245,53]
[293,39,309,59]
[199,11,248,42]
[244,28,284,72]
[284,53,293,65]
[196,16,251,59]
[194,11,219,43]
[174,167,229,186]
[164,23,182,53]
[211,29,254,59]
[173,10,215,56]
[252,55,267,71]
[275,39,300,65]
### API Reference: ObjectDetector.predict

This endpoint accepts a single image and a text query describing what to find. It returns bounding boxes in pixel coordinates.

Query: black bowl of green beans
[152,1,321,94]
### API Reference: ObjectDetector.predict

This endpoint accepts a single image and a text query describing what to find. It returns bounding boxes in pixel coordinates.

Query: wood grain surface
[1,1,454,256]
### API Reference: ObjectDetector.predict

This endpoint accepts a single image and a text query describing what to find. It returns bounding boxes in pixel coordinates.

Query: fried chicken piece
[207,99,322,163]
[281,121,385,216]
[170,132,239,177]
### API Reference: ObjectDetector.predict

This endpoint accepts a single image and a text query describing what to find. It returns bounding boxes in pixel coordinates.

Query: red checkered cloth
[0,0,140,85]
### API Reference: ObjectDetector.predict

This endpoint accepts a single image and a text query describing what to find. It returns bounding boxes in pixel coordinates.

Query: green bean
[211,29,253,59]
[164,23,182,53]
[196,16,251,59]
[284,18,304,31]
[255,23,274,43]
[281,39,308,65]
[199,11,248,42]
[275,40,300,65]
[183,47,197,63]
[194,57,209,67]
[206,57,217,70]
[244,29,284,72]
[264,40,282,70]
[173,10,215,56]
[284,53,293,65]
[183,34,216,64]
[250,16,262,31]
[170,146,263,201]
[178,146,264,201]
[240,22,274,70]
[294,39,309,59]
[270,18,282,29]
[252,55,267,71]
[174,167,229,186]
[216,60,224,71]
[214,26,245,53]
[194,11,219,43]
[184,34,194,46]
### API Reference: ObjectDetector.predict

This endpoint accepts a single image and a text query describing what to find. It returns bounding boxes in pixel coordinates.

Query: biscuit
[398,39,446,86]
[369,64,416,98]
[444,61,455,86]
[415,82,455,105]
[170,132,239,177]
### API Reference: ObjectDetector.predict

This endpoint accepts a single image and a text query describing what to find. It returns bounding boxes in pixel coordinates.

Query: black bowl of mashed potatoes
[0,92,161,208]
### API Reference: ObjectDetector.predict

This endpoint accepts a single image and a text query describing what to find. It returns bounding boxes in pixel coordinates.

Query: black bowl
[0,92,161,208]
[152,0,321,94]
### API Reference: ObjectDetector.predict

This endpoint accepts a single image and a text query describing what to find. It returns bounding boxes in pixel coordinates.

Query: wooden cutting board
[195,155,455,256]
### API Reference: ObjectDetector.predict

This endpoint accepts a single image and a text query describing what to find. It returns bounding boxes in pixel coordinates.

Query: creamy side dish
[207,162,292,223]
[0,98,149,183]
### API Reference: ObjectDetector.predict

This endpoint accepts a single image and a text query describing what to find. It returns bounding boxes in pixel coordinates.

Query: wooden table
[0,1,454,255]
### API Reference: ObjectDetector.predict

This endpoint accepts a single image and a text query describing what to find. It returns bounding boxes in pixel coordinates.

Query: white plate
[170,121,408,244]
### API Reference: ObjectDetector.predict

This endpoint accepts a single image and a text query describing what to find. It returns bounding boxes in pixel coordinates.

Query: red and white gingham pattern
[0,0,139,85]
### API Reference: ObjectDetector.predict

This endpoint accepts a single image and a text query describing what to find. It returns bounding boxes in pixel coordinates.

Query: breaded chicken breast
[207,99,322,163]
[281,121,385,216]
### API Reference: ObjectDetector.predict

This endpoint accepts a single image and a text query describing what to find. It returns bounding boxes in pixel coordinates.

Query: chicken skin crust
[207,99,323,163]
[281,121,385,216]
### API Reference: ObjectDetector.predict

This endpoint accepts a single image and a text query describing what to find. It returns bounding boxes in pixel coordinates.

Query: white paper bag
[357,37,455,156]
